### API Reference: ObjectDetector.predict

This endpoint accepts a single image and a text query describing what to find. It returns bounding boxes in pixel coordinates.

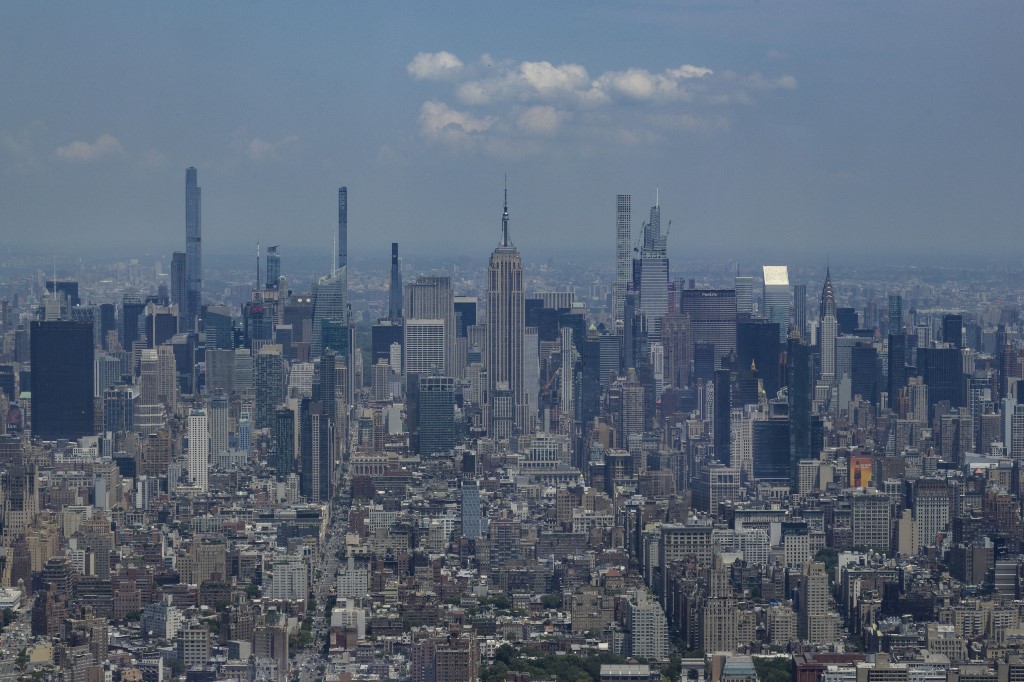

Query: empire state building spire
[501,177,511,247]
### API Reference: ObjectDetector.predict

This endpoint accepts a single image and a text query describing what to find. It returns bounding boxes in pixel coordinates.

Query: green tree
[814,547,840,576]
[753,657,793,682]
[540,593,563,609]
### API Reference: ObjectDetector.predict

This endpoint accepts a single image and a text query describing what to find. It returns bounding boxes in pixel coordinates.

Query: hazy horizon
[1,2,1021,262]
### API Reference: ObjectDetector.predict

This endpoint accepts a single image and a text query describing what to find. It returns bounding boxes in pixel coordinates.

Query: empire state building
[486,188,528,442]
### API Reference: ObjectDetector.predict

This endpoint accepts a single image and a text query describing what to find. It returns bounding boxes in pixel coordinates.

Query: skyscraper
[942,313,964,349]
[614,194,631,323]
[404,276,455,376]
[713,368,731,465]
[265,246,281,289]
[487,187,527,440]
[170,252,186,318]
[819,268,838,384]
[793,284,807,342]
[208,392,229,459]
[404,319,445,375]
[888,294,903,334]
[337,186,348,272]
[762,266,790,342]
[735,274,754,317]
[388,243,403,322]
[679,289,737,371]
[30,320,95,440]
[311,269,347,358]
[638,195,669,340]
[788,337,814,491]
[461,481,482,539]
[408,373,455,455]
[184,167,201,332]
[187,408,208,492]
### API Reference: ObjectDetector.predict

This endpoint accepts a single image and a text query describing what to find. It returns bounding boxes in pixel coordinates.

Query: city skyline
[1,2,1021,261]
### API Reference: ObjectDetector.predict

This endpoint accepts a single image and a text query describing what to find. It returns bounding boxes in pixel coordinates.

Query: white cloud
[407,51,465,80]
[55,134,124,162]
[517,106,569,136]
[667,64,714,79]
[419,100,496,146]
[408,52,795,154]
[247,135,299,160]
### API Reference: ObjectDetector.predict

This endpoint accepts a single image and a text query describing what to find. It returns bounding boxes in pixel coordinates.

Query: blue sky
[1,1,1021,264]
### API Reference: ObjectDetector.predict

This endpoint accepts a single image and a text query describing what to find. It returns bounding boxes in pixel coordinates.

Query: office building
[763,266,790,342]
[121,294,146,353]
[404,275,455,375]
[30,320,94,441]
[679,289,737,371]
[753,414,790,480]
[171,252,186,315]
[299,398,332,502]
[888,294,903,334]
[851,343,880,405]
[788,337,814,491]
[888,334,908,401]
[461,481,482,539]
[661,313,691,390]
[487,188,527,440]
[273,406,295,480]
[371,320,403,366]
[917,346,964,418]
[311,268,346,358]
[187,408,209,492]
[637,196,668,340]
[736,318,781,400]
[943,313,964,348]
[735,274,754,316]
[184,167,201,332]
[851,490,891,552]
[408,374,455,455]
[404,319,445,376]
[208,392,229,459]
[254,345,285,429]
[454,297,477,337]
[713,369,731,465]
[793,283,807,341]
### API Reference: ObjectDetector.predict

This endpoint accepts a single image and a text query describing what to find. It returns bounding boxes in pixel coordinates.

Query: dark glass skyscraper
[917,346,964,419]
[787,337,813,491]
[265,246,281,289]
[942,313,964,349]
[887,333,907,401]
[184,167,201,332]
[273,407,295,480]
[408,373,455,455]
[679,288,737,371]
[388,242,402,322]
[170,251,186,317]
[30,320,94,440]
